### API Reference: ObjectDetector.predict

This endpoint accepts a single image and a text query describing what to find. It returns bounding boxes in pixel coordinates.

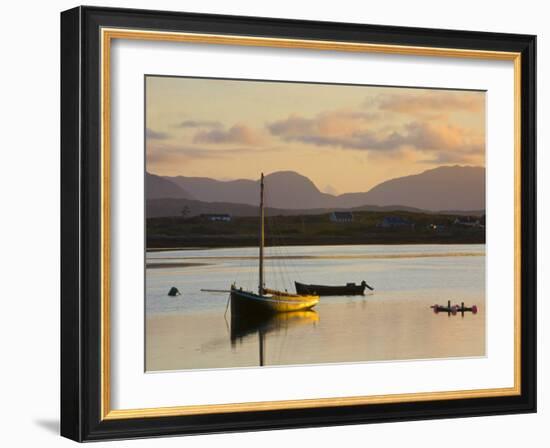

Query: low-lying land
[147,210,485,249]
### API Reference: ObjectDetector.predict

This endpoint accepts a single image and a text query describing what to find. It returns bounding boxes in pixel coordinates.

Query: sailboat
[230,173,320,317]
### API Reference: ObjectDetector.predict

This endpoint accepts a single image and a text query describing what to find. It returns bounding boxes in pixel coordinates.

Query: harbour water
[145,244,485,371]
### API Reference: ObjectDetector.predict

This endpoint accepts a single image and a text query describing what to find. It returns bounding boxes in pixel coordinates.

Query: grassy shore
[147,210,485,249]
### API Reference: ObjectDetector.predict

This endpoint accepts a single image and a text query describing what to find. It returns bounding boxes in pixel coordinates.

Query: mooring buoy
[168,286,181,297]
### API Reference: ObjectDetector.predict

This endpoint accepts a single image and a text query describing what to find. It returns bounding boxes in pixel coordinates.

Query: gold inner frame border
[99,27,522,421]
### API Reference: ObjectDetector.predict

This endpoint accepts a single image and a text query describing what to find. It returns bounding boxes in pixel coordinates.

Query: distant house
[379,216,413,228]
[427,223,446,231]
[453,217,481,227]
[330,211,353,223]
[201,213,232,222]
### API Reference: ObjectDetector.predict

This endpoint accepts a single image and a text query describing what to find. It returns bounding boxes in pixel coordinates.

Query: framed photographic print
[60,6,536,442]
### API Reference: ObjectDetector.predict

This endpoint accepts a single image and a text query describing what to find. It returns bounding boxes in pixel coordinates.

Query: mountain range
[147,165,485,217]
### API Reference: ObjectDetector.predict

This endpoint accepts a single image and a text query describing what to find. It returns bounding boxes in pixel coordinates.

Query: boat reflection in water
[230,310,319,366]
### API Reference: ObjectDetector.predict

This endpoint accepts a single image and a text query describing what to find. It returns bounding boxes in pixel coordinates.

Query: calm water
[145,244,485,371]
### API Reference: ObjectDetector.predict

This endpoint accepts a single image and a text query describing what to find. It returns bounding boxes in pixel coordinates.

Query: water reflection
[145,244,486,370]
[230,311,319,366]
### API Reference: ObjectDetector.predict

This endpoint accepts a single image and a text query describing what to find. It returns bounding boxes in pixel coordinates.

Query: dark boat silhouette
[295,280,373,296]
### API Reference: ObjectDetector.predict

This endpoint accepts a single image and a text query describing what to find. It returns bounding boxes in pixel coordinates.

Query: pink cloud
[193,124,264,145]
[377,90,485,114]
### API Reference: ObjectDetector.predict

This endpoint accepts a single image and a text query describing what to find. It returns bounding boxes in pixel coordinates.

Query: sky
[145,76,485,194]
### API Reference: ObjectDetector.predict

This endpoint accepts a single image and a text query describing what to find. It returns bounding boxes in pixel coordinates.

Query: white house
[330,211,353,223]
[201,213,232,222]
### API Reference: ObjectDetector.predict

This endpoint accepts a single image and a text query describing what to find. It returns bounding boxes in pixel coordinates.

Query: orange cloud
[316,111,378,137]
[376,90,485,114]
[146,128,171,140]
[268,111,377,140]
[268,111,484,164]
[193,124,265,145]
[177,120,222,129]
[403,122,484,152]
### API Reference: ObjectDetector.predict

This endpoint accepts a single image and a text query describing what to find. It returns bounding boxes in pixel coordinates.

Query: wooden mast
[258,173,265,295]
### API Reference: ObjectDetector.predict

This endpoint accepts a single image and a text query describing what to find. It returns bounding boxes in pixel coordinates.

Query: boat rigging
[230,173,320,317]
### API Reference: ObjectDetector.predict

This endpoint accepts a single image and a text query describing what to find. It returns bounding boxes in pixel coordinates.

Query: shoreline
[147,241,486,253]
[146,262,211,269]
[147,252,485,264]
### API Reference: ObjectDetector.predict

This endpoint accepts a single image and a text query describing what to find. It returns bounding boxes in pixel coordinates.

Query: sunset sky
[146,76,485,194]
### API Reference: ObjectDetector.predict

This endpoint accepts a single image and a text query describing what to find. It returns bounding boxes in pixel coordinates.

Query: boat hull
[295,281,367,296]
[230,287,319,317]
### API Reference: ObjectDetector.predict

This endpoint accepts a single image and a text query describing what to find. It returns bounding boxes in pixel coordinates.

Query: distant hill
[147,165,485,213]
[146,172,193,200]
[148,198,262,218]
[146,198,390,219]
[146,197,484,219]
[339,166,485,211]
[167,171,338,209]
[259,171,338,209]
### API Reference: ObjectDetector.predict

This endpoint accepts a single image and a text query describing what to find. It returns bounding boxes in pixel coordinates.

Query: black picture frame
[61,5,536,442]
